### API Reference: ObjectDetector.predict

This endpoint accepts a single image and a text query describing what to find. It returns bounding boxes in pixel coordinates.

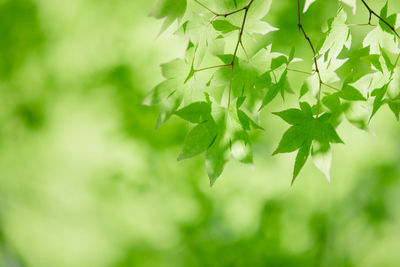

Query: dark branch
[297,0,323,118]
[228,0,254,107]
[193,0,255,107]
[360,0,400,38]
[194,0,253,18]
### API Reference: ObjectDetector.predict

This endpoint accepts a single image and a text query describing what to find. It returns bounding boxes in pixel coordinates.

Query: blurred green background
[0,0,400,266]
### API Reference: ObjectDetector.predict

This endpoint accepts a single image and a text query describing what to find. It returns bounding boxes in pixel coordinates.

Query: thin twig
[360,0,400,38]
[193,0,219,16]
[228,0,254,107]
[360,0,400,89]
[322,82,341,92]
[192,0,255,108]
[347,23,376,27]
[194,0,252,18]
[297,0,323,118]
[192,0,255,107]
[206,14,218,26]
[194,63,231,73]
[287,68,313,75]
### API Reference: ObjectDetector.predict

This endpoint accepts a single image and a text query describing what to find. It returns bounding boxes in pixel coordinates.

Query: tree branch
[359,1,400,76]
[228,0,254,107]
[360,0,400,38]
[297,0,323,118]
[193,0,255,107]
[194,0,253,18]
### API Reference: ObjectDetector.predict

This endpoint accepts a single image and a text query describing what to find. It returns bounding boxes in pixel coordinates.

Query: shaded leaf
[178,120,217,161]
[293,140,312,184]
[175,102,212,123]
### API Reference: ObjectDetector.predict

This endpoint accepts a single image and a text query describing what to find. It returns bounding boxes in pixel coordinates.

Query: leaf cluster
[146,0,400,185]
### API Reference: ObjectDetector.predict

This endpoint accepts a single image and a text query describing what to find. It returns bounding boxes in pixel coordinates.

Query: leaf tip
[209,177,217,188]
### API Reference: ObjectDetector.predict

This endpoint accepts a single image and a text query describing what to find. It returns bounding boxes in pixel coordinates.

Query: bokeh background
[0,0,400,266]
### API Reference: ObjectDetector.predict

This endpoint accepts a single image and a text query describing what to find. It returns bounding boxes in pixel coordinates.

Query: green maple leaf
[378,2,398,35]
[150,0,187,32]
[371,84,389,120]
[178,119,218,161]
[211,19,240,34]
[178,13,225,64]
[319,8,351,61]
[363,25,399,55]
[273,102,343,184]
[143,43,196,129]
[175,101,212,123]
[388,99,400,120]
[303,0,317,13]
[338,82,366,101]
[205,104,259,186]
[304,0,356,14]
[147,0,400,184]
[260,69,288,109]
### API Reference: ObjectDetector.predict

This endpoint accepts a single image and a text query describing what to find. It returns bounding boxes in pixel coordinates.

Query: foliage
[147,0,400,185]
[2,0,400,266]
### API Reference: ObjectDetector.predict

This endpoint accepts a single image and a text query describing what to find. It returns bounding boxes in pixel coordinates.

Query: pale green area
[0,0,400,266]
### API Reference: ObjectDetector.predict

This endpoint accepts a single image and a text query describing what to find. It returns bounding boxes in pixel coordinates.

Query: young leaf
[147,0,400,185]
[260,70,288,109]
[312,141,332,182]
[273,125,309,155]
[303,0,317,13]
[378,2,397,35]
[340,0,356,14]
[248,0,272,19]
[338,84,366,101]
[292,140,312,184]
[156,92,183,129]
[161,59,187,79]
[178,120,217,161]
[238,110,264,130]
[371,85,389,120]
[174,102,212,123]
[273,109,308,125]
[388,100,400,120]
[142,79,179,106]
[319,8,351,61]
[211,20,240,34]
[205,120,229,186]
[150,0,187,32]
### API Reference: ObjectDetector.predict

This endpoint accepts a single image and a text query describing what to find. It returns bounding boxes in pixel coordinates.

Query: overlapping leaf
[273,102,343,183]
[150,0,187,32]
[147,0,400,186]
